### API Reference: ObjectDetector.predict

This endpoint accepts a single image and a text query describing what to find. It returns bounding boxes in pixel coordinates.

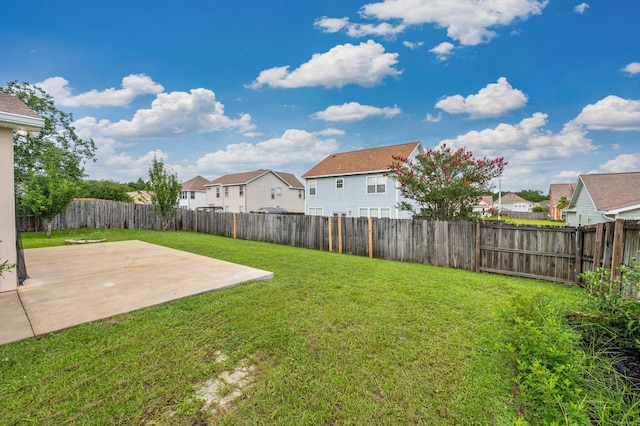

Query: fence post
[338,214,343,254]
[611,219,625,286]
[233,213,237,239]
[474,221,481,273]
[575,227,583,285]
[328,216,333,252]
[593,223,604,269]
[368,217,373,258]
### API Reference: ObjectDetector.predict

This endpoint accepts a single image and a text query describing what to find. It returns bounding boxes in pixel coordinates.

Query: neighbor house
[565,172,640,226]
[0,94,44,292]
[472,195,494,218]
[126,190,154,204]
[301,142,423,219]
[204,169,305,213]
[548,183,575,220]
[496,192,535,213]
[179,175,210,210]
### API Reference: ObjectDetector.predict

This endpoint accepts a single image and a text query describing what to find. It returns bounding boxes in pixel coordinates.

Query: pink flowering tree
[387,144,507,221]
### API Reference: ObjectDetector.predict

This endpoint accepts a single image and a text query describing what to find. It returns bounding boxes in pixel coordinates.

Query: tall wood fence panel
[478,222,578,283]
[28,199,640,289]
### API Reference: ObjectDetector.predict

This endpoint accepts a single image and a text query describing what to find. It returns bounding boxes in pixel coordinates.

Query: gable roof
[576,172,640,212]
[0,94,44,131]
[181,175,210,191]
[302,142,422,178]
[499,193,529,204]
[208,169,304,189]
[549,183,575,203]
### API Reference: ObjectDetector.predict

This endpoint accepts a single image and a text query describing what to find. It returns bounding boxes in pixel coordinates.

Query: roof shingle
[581,172,640,211]
[0,94,40,118]
[181,175,210,191]
[302,142,422,178]
[208,169,304,188]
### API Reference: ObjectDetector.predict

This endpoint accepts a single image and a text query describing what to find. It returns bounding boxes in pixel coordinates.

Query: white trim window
[366,176,386,194]
[309,180,317,196]
[308,207,323,216]
[359,207,391,218]
[239,186,244,197]
[336,178,344,189]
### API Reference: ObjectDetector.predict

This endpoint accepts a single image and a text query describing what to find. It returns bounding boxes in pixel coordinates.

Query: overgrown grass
[5,229,587,424]
[485,217,567,227]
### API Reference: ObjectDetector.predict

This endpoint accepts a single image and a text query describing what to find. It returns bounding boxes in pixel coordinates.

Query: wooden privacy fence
[36,200,640,286]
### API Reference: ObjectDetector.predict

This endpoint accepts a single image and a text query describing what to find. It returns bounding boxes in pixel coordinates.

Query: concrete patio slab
[0,240,273,345]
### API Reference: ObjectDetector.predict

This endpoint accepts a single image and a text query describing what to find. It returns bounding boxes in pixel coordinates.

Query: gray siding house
[302,142,423,219]
[565,172,640,226]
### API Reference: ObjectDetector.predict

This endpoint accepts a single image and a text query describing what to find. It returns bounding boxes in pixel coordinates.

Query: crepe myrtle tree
[387,144,507,221]
[148,155,181,231]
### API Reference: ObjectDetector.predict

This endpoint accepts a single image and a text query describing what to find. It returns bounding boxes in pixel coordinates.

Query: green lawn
[3,229,586,424]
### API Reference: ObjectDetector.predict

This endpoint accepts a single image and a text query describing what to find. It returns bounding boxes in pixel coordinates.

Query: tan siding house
[205,169,304,213]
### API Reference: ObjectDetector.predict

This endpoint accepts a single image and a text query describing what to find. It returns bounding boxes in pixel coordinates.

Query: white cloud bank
[573,95,640,131]
[359,0,548,46]
[187,128,343,176]
[314,16,406,39]
[37,74,164,107]
[440,112,595,162]
[75,88,254,138]
[435,77,528,118]
[310,102,401,122]
[247,40,401,89]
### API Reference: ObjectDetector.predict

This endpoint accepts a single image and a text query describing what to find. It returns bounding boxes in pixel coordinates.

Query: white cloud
[74,88,254,138]
[555,170,581,181]
[191,129,342,175]
[315,16,406,39]
[440,112,595,162]
[36,74,164,107]
[403,41,424,50]
[435,77,528,118]
[597,153,640,173]
[574,3,589,14]
[310,102,401,122]
[622,62,640,75]
[247,40,401,89]
[573,95,640,131]
[424,113,442,123]
[360,0,549,45]
[429,42,455,61]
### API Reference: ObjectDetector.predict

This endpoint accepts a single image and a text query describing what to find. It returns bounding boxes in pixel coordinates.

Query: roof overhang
[0,111,45,132]
[303,169,392,179]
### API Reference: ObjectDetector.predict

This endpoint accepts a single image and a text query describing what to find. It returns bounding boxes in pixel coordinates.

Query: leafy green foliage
[0,259,16,278]
[515,189,548,203]
[21,146,79,238]
[125,178,150,191]
[506,295,589,424]
[78,180,133,202]
[0,81,95,184]
[581,259,640,350]
[531,205,549,213]
[148,156,181,231]
[388,144,507,220]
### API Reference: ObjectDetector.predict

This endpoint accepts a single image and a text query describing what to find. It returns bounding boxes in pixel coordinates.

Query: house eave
[303,169,392,179]
[0,111,45,132]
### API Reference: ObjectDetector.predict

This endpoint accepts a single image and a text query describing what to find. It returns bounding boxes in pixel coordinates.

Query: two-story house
[301,142,423,219]
[204,169,305,213]
[179,175,210,210]
[565,172,640,226]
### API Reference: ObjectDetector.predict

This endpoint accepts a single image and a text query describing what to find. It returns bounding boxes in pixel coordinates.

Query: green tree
[557,196,570,211]
[148,156,181,231]
[515,189,548,203]
[78,180,133,202]
[21,147,79,238]
[0,81,95,185]
[126,178,150,191]
[388,144,507,221]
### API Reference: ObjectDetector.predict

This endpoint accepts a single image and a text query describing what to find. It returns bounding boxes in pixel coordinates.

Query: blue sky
[2,0,639,192]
